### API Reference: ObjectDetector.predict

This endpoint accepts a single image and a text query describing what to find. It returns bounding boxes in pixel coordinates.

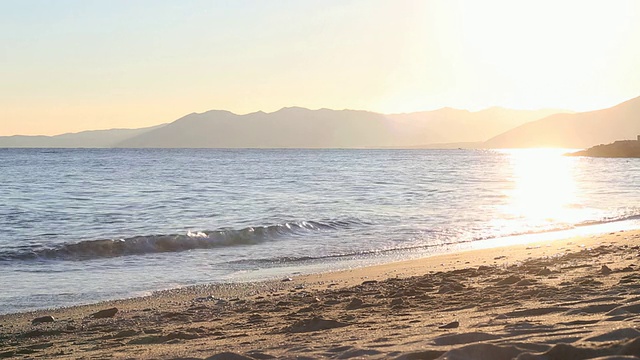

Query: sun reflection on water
[501,148,581,227]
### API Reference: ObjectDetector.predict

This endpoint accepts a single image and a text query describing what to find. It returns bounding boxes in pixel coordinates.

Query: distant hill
[115,107,566,149]
[116,108,406,148]
[485,96,640,148]
[386,107,567,144]
[0,124,165,148]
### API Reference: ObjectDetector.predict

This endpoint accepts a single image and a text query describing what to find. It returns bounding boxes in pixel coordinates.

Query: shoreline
[3,219,640,317]
[1,228,639,359]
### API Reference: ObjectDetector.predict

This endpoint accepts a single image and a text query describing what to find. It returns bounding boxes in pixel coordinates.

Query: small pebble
[32,315,55,325]
[439,321,460,329]
[90,307,118,319]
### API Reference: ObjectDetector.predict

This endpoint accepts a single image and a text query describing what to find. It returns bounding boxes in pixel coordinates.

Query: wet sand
[1,229,639,359]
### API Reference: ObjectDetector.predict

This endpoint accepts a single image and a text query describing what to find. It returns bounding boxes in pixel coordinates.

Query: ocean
[1,148,639,314]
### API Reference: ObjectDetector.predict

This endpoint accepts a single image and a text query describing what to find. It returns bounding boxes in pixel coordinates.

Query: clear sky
[1,0,639,136]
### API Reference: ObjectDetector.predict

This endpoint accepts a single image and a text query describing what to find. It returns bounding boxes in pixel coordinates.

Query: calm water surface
[1,149,639,314]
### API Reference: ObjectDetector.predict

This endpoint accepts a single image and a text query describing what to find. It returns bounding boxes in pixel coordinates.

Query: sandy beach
[1,229,639,359]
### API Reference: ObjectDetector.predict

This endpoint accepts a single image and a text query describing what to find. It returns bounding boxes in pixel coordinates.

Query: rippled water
[1,148,639,314]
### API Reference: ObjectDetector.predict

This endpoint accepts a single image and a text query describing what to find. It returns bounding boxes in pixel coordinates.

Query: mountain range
[2,96,639,149]
[114,106,562,149]
[0,107,563,149]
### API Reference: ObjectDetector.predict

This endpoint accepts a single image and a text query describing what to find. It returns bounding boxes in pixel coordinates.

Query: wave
[229,213,640,266]
[4,213,639,264]
[0,220,359,262]
[576,213,640,227]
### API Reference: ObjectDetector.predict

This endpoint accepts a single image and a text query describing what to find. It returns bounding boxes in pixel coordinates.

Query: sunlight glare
[503,149,579,226]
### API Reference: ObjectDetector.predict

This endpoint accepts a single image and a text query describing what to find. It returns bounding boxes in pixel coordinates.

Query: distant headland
[568,135,640,158]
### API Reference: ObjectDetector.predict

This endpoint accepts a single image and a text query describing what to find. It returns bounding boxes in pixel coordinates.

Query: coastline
[1,228,639,359]
[4,220,640,316]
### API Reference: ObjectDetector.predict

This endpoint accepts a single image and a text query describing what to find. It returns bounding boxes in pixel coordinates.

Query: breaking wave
[0,220,360,262]
[228,213,640,266]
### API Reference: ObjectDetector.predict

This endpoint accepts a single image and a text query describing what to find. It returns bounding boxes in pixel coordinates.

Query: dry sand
[1,229,640,359]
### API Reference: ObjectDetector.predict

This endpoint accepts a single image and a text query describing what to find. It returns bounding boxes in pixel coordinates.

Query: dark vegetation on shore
[568,140,640,158]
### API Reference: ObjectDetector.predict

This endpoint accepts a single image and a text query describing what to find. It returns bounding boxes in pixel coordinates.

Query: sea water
[1,148,639,314]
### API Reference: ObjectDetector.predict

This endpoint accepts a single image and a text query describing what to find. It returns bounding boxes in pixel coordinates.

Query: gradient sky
[1,0,639,136]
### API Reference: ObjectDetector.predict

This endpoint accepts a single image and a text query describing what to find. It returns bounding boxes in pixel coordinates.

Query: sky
[1,0,639,136]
